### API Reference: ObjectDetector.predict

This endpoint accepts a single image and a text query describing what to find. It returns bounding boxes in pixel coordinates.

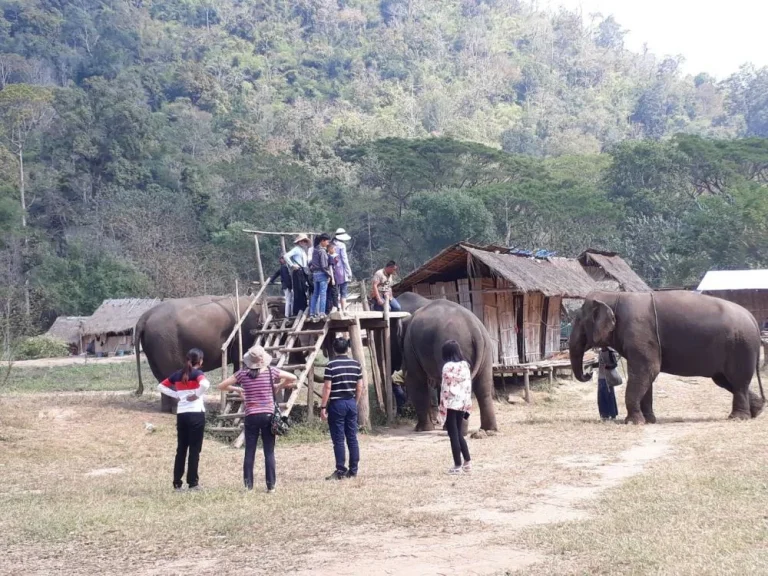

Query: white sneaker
[446,466,463,475]
[462,462,472,474]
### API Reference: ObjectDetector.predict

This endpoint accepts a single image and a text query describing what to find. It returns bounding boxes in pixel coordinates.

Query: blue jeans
[310,272,329,316]
[372,297,401,312]
[327,398,359,475]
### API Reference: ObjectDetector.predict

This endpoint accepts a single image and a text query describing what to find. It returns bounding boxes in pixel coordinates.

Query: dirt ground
[1,371,767,576]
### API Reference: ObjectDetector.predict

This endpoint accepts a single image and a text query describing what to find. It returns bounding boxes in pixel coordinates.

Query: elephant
[390,291,431,372]
[569,290,765,424]
[401,299,498,432]
[134,296,262,409]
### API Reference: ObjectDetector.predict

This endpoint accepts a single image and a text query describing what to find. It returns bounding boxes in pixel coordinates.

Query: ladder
[210,310,331,444]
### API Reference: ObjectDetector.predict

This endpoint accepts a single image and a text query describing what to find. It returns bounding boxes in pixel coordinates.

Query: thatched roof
[577,250,651,292]
[82,298,160,335]
[45,316,87,344]
[395,243,598,298]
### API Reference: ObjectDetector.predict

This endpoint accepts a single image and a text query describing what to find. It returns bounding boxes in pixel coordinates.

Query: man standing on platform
[370,260,401,312]
[283,234,311,316]
[332,228,353,314]
[321,337,363,480]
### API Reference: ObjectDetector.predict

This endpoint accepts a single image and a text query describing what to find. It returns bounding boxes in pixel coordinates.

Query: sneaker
[187,485,202,492]
[446,466,463,475]
[173,486,184,492]
[326,470,347,480]
[345,471,357,479]
[266,487,276,494]
[462,462,472,474]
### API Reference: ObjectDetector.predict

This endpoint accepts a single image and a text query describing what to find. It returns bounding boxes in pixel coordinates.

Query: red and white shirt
[158,369,210,413]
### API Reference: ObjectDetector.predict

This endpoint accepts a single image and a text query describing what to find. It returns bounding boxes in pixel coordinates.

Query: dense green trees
[0,0,767,352]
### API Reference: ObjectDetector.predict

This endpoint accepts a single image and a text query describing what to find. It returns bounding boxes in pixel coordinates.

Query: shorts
[338,282,349,299]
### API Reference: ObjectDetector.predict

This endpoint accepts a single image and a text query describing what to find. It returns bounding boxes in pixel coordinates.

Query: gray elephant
[390,291,431,371]
[401,299,498,432]
[135,296,262,409]
[569,290,765,424]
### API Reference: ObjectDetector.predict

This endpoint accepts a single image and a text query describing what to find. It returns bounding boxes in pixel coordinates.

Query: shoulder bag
[269,368,290,436]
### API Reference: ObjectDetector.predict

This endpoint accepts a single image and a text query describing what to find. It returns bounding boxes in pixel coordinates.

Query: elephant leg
[473,366,498,432]
[713,374,751,420]
[406,362,433,432]
[748,390,765,419]
[640,382,656,424]
[624,365,657,425]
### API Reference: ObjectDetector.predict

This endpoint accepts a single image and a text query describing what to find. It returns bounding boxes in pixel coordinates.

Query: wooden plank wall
[471,277,484,323]
[545,296,562,355]
[497,279,518,365]
[482,277,500,363]
[457,279,472,311]
[524,292,544,362]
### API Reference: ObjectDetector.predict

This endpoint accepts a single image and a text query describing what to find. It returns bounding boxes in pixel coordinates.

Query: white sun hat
[334,228,351,242]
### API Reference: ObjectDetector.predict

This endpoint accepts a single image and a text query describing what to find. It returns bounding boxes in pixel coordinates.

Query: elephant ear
[590,300,616,345]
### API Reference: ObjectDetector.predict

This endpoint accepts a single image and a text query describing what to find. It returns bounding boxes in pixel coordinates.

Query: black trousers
[244,413,276,490]
[174,411,205,488]
[445,409,471,467]
[291,269,308,315]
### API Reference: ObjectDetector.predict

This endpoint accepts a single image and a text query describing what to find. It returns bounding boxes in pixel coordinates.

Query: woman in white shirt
[439,340,472,475]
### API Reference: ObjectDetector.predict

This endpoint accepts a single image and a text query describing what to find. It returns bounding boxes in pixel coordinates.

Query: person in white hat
[217,345,297,492]
[283,234,312,316]
[331,228,353,313]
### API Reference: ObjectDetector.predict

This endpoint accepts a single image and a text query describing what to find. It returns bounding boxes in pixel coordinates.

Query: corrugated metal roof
[697,270,768,292]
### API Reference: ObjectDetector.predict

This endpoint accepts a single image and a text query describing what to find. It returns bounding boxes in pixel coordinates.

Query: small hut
[394,243,649,372]
[45,316,88,355]
[81,298,159,356]
[697,270,768,329]
[577,249,652,292]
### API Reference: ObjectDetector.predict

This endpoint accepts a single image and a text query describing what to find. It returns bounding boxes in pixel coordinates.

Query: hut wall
[545,296,562,355]
[457,279,472,311]
[471,277,484,323]
[86,332,133,355]
[523,292,544,362]
[482,277,500,363]
[496,279,518,365]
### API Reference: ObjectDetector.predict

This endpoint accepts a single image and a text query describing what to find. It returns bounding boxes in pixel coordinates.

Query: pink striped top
[236,367,278,415]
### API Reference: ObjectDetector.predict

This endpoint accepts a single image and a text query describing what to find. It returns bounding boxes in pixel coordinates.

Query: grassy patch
[3,361,142,393]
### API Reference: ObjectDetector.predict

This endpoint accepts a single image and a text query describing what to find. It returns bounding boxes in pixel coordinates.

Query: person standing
[325,241,340,316]
[392,369,407,416]
[370,260,401,312]
[269,256,294,318]
[284,234,311,316]
[309,233,332,321]
[217,345,297,492]
[321,337,363,480]
[157,348,211,491]
[332,228,353,313]
[439,340,472,475]
[597,346,620,420]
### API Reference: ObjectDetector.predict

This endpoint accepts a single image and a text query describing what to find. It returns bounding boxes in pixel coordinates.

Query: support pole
[383,297,395,423]
[349,317,371,430]
[221,348,229,411]
[254,234,267,320]
[280,235,287,256]
[235,279,243,365]
[369,330,385,411]
[361,280,369,311]
[524,369,531,403]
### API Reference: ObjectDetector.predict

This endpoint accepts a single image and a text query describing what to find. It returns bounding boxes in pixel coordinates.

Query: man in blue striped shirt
[321,338,363,479]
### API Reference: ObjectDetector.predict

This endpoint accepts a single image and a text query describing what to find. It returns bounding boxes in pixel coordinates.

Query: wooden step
[256,328,325,336]
[265,345,317,353]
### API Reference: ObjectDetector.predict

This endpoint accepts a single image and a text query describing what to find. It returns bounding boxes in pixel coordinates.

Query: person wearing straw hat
[217,345,297,492]
[332,228,353,313]
[283,234,311,316]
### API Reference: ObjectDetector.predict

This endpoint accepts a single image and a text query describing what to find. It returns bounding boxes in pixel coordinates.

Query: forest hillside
[1,0,767,343]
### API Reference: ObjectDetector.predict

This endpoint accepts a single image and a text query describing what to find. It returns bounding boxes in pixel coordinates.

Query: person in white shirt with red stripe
[158,348,210,491]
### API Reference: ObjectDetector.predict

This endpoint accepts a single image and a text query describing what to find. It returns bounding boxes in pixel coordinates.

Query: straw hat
[334,228,351,242]
[242,345,272,370]
[294,233,310,244]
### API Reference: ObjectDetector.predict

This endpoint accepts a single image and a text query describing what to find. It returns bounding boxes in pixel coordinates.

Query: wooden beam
[523,369,531,403]
[221,280,271,350]
[243,229,323,236]
[383,297,395,423]
[235,279,243,366]
[349,317,371,430]
[369,331,385,412]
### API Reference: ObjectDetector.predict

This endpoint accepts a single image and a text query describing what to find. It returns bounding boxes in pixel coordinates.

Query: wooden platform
[305,310,411,330]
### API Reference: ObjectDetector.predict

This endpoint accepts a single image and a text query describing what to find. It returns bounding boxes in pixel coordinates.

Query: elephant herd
[135,290,765,427]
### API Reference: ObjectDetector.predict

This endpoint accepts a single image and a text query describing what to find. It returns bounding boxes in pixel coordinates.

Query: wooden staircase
[210,310,330,445]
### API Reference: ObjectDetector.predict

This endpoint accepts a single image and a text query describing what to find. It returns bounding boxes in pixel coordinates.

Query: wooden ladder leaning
[211,310,331,447]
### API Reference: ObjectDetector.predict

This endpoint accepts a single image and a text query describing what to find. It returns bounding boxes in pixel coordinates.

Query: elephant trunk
[569,325,593,383]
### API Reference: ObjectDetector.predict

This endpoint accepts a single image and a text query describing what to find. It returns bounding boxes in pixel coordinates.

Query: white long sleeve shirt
[158,369,211,413]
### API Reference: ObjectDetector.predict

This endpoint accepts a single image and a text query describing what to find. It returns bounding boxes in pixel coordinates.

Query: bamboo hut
[45,316,88,355]
[81,298,160,356]
[394,243,648,372]
[577,249,651,292]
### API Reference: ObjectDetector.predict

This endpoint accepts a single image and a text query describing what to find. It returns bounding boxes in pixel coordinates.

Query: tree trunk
[18,144,30,318]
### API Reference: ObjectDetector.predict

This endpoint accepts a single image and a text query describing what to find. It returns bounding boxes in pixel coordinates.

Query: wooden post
[280,235,287,256]
[221,348,229,411]
[235,279,243,365]
[383,297,395,423]
[254,234,265,286]
[523,369,531,403]
[548,367,554,386]
[349,318,371,430]
[369,331,385,411]
[361,280,369,311]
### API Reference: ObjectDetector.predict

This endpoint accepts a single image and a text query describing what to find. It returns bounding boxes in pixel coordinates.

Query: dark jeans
[328,398,360,475]
[597,378,619,420]
[244,413,276,490]
[372,297,401,312]
[174,411,205,488]
[393,384,407,415]
[445,409,470,467]
[326,283,339,314]
[291,269,308,315]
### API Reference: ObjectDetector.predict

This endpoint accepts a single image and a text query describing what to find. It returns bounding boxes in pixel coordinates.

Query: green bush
[15,336,70,361]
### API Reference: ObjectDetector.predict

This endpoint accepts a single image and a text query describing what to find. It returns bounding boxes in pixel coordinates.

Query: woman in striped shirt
[217,345,297,492]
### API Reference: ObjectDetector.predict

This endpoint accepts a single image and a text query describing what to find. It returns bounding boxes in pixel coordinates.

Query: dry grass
[0,367,766,575]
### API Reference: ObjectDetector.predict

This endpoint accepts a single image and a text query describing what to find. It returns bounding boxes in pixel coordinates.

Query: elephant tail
[134,315,146,396]
[757,358,765,401]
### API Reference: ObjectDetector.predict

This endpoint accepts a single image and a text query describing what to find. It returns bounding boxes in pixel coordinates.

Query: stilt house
[394,243,649,371]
